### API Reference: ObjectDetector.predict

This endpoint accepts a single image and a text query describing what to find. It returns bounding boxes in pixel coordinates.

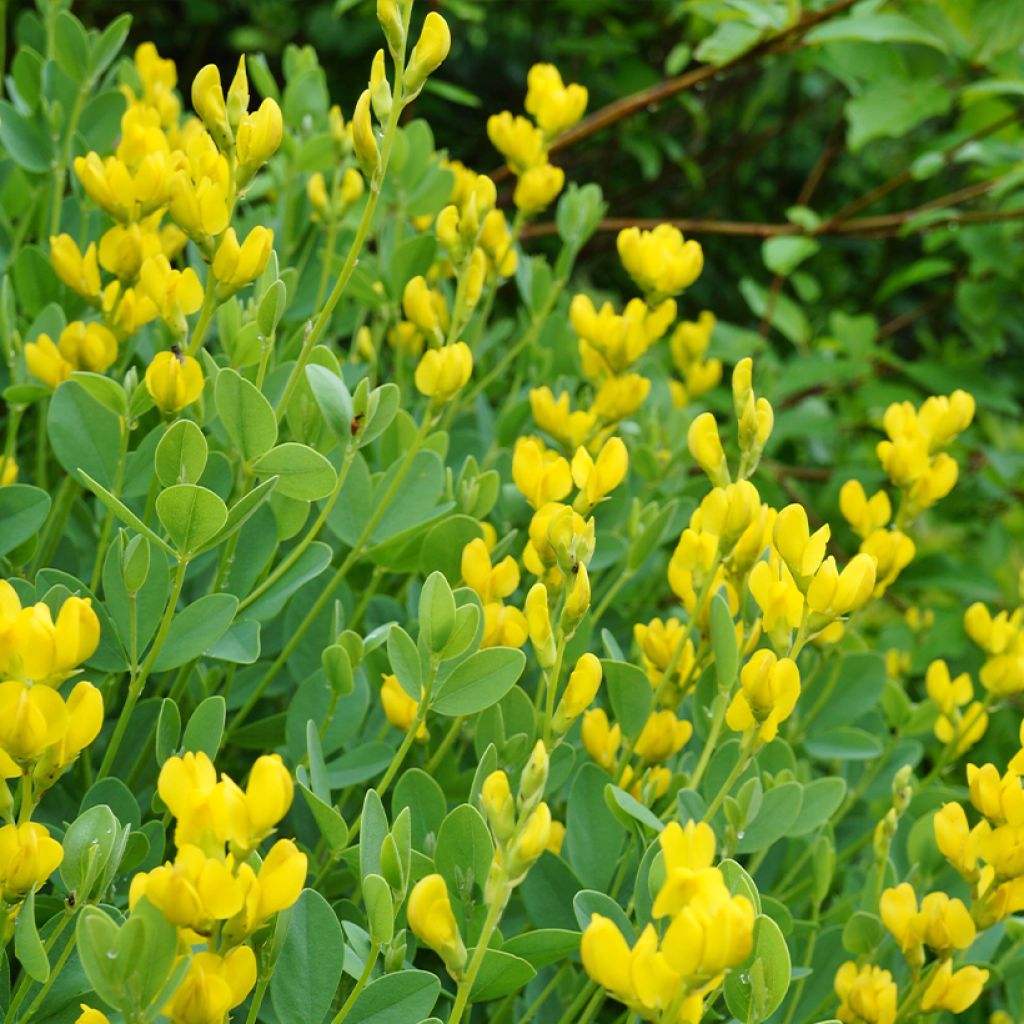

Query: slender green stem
[89,417,129,591]
[315,210,341,312]
[448,892,508,1024]
[98,557,189,777]
[702,733,759,823]
[554,984,600,1024]
[689,690,727,792]
[591,568,634,625]
[186,274,219,357]
[49,80,90,236]
[542,633,568,746]
[244,975,270,1024]
[13,926,76,1024]
[518,963,571,1024]
[424,716,464,774]
[330,943,380,1024]
[227,414,432,737]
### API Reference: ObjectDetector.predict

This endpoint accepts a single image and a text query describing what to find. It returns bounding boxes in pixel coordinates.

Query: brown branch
[491,0,859,181]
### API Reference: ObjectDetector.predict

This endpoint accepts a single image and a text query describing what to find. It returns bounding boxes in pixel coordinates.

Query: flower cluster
[582,821,754,1022]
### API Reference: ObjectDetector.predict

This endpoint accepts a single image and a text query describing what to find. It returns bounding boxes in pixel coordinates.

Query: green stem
[689,689,726,792]
[186,274,219,357]
[98,557,189,778]
[13,926,76,1024]
[542,633,568,746]
[330,943,380,1024]
[244,975,270,1024]
[424,716,464,774]
[702,733,759,823]
[89,417,129,591]
[49,80,90,236]
[448,892,508,1024]
[518,963,570,1024]
[590,568,634,625]
[227,413,432,738]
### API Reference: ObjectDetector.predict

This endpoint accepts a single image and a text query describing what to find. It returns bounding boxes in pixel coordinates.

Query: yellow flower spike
[525,63,588,136]
[687,412,729,486]
[920,960,988,1015]
[402,276,448,339]
[414,342,473,405]
[513,162,565,215]
[487,112,546,175]
[553,652,603,731]
[54,593,101,671]
[352,89,380,180]
[25,334,73,389]
[145,350,205,415]
[235,97,284,184]
[571,436,629,510]
[834,962,898,1024]
[481,770,516,841]
[212,226,274,297]
[50,235,101,298]
[525,582,556,669]
[513,438,574,510]
[581,913,635,1001]
[226,54,249,131]
[633,710,692,762]
[617,224,704,299]
[0,681,68,760]
[774,503,829,581]
[0,822,64,901]
[581,708,621,770]
[725,648,801,743]
[57,322,118,375]
[75,1007,110,1024]
[838,479,891,539]
[166,947,257,1024]
[404,12,452,98]
[967,762,1024,826]
[191,63,231,147]
[380,673,427,738]
[407,873,467,973]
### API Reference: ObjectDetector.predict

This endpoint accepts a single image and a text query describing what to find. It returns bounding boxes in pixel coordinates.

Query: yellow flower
[481,770,515,840]
[158,751,227,855]
[633,710,692,762]
[660,886,755,979]
[687,412,728,486]
[403,12,451,97]
[933,802,980,879]
[571,437,629,510]
[102,281,158,335]
[774,503,829,581]
[581,913,634,1000]
[487,112,545,174]
[562,562,591,626]
[0,458,17,486]
[546,819,565,855]
[402,276,448,340]
[169,172,231,244]
[479,208,517,276]
[139,256,204,333]
[191,64,231,146]
[462,538,519,604]
[0,681,68,761]
[834,962,897,1024]
[748,556,804,637]
[513,162,565,215]
[236,98,284,185]
[36,681,103,781]
[725,649,801,743]
[220,753,295,852]
[513,437,572,509]
[581,708,620,770]
[634,618,696,690]
[525,63,588,136]
[74,152,174,221]
[165,947,257,1024]
[50,235,101,298]
[530,387,595,450]
[525,582,556,669]
[481,602,529,648]
[0,822,64,900]
[351,89,379,179]
[920,960,988,1015]
[652,820,720,918]
[859,528,915,596]
[967,762,1024,826]
[98,223,163,280]
[806,553,877,618]
[414,342,473,405]
[76,1007,110,1024]
[212,227,274,296]
[590,373,650,422]
[25,334,73,389]
[407,873,466,972]
[145,350,205,415]
[509,802,553,873]
[307,172,330,215]
[380,673,427,738]
[554,652,602,730]
[57,321,119,374]
[617,224,703,299]
[838,479,891,539]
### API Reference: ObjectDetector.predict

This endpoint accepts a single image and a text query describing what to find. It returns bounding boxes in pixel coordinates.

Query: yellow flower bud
[76,1007,110,1024]
[377,0,405,55]
[212,226,274,295]
[933,801,979,879]
[732,357,753,419]
[0,822,64,900]
[414,342,473,405]
[407,873,466,972]
[191,64,231,146]
[554,652,602,730]
[253,837,307,919]
[139,256,204,334]
[370,49,392,121]
[352,89,380,179]
[513,162,565,215]
[50,235,101,298]
[25,334,73,390]
[774,503,829,580]
[634,710,692,762]
[380,673,427,738]
[145,349,205,415]
[562,562,591,627]
[236,98,284,186]
[525,582,556,669]
[838,479,891,538]
[308,171,330,215]
[340,167,365,206]
[226,55,249,131]
[581,913,634,998]
[0,457,17,486]
[509,801,552,874]
[169,171,231,243]
[687,412,729,486]
[481,770,515,840]
[403,276,448,339]
[54,595,101,673]
[404,13,452,98]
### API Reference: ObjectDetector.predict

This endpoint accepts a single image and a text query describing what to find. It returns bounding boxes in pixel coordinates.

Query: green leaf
[603,660,652,740]
[90,12,132,76]
[0,99,53,173]
[181,696,226,759]
[842,910,884,955]
[762,236,819,276]
[15,890,49,983]
[419,570,455,654]
[845,78,952,152]
[566,764,627,891]
[80,471,175,555]
[298,782,349,852]
[199,475,279,553]
[434,804,494,900]
[627,498,677,571]
[252,442,337,500]
[48,380,121,488]
[345,969,440,1024]
[431,647,525,716]
[155,419,208,486]
[215,368,278,462]
[0,485,50,556]
[735,782,803,854]
[720,858,762,914]
[605,784,665,833]
[572,889,636,943]
[387,624,422,700]
[724,914,791,1023]
[306,364,353,441]
[808,653,886,734]
[152,594,238,671]
[790,778,847,836]
[805,12,947,50]
[270,889,345,1024]
[710,592,738,691]
[469,948,536,1002]
[61,804,121,902]
[804,727,883,761]
[71,371,127,417]
[156,484,229,554]
[53,10,90,80]
[502,928,580,969]
[155,698,181,765]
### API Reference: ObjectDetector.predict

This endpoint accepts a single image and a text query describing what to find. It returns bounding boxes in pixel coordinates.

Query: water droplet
[736,831,745,840]
[106,950,118,960]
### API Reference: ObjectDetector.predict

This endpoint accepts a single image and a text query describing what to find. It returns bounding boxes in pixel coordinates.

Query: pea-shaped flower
[407,873,466,974]
[145,350,205,414]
